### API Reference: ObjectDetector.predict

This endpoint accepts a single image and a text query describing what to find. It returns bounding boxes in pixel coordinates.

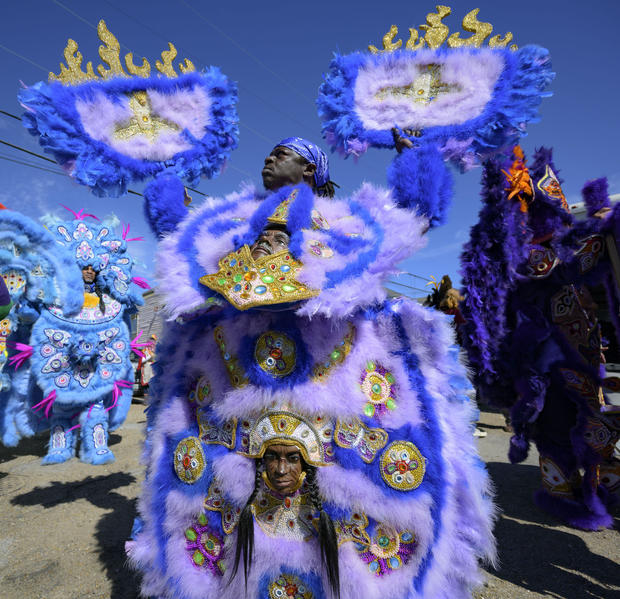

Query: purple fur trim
[533,489,613,530]
[582,178,610,217]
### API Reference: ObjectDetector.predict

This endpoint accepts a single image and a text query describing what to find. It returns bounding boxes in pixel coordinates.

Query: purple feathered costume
[126,174,496,598]
[461,147,620,530]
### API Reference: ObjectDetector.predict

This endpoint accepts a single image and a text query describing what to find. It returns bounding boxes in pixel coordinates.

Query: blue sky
[1,0,619,299]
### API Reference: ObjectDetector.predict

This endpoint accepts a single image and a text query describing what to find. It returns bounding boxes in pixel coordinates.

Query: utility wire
[0,112,216,197]
[386,280,430,294]
[402,272,433,282]
[0,43,48,74]
[55,0,309,139]
[0,153,66,176]
[176,0,314,108]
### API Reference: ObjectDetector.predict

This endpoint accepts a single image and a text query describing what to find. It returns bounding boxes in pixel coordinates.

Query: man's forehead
[265,444,301,455]
[270,145,297,156]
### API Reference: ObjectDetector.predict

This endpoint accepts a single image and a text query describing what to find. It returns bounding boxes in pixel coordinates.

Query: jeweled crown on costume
[369,6,517,54]
[239,404,335,467]
[199,245,318,311]
[49,19,195,85]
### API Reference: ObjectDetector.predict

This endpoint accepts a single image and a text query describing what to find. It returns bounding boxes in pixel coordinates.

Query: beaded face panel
[252,479,317,542]
[380,440,426,491]
[575,235,605,274]
[200,245,318,310]
[525,246,559,279]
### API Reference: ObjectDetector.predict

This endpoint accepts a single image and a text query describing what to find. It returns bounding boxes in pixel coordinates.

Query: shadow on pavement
[0,433,48,463]
[487,461,620,599]
[11,473,141,599]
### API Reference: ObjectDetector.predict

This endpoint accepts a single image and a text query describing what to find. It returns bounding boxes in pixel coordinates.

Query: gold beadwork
[255,331,297,378]
[334,418,389,463]
[173,437,206,484]
[49,19,195,85]
[241,407,334,467]
[374,63,459,105]
[214,326,248,388]
[113,91,180,142]
[380,440,426,491]
[312,323,355,382]
[447,8,492,47]
[369,6,517,54]
[267,188,298,225]
[199,245,319,311]
[418,5,451,50]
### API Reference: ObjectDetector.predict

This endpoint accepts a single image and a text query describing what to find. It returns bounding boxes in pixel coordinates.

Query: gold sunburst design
[49,19,195,85]
[369,6,517,54]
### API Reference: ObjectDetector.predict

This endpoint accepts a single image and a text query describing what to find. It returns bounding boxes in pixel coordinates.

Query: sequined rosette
[184,513,225,575]
[355,527,417,576]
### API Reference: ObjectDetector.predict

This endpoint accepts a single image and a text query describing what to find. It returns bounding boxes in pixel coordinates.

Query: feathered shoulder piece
[156,183,427,320]
[0,210,83,314]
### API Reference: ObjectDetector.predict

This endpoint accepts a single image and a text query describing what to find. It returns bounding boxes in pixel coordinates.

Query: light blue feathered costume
[0,210,83,445]
[1,210,144,464]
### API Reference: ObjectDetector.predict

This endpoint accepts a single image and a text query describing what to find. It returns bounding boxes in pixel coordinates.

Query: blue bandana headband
[276,137,330,188]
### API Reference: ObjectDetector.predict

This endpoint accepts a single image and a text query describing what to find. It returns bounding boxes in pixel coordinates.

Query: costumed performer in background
[460,146,620,529]
[4,208,148,465]
[0,208,83,447]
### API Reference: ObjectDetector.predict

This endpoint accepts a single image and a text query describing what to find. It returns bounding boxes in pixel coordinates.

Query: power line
[176,0,314,108]
[0,43,48,73]
[0,153,66,176]
[385,280,430,294]
[0,138,57,164]
[402,272,433,282]
[0,114,216,197]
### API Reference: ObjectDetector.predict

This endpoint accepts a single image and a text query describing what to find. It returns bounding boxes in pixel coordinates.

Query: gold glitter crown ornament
[369,5,517,54]
[239,405,335,467]
[49,19,195,85]
[199,244,319,310]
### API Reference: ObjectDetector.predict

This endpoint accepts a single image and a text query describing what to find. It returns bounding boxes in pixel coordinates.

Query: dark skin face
[82,265,97,284]
[262,444,303,495]
[250,227,290,260]
[261,146,316,191]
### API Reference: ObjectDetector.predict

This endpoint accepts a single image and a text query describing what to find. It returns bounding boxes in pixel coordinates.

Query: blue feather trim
[19,71,238,196]
[317,45,554,166]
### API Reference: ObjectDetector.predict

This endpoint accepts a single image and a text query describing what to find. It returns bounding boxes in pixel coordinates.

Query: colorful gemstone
[262,275,274,284]
[255,285,267,295]
[282,284,297,293]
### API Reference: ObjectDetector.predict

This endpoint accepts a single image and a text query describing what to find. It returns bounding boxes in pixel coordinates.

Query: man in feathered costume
[460,147,620,529]
[1,209,146,465]
[126,137,496,599]
[14,8,559,595]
